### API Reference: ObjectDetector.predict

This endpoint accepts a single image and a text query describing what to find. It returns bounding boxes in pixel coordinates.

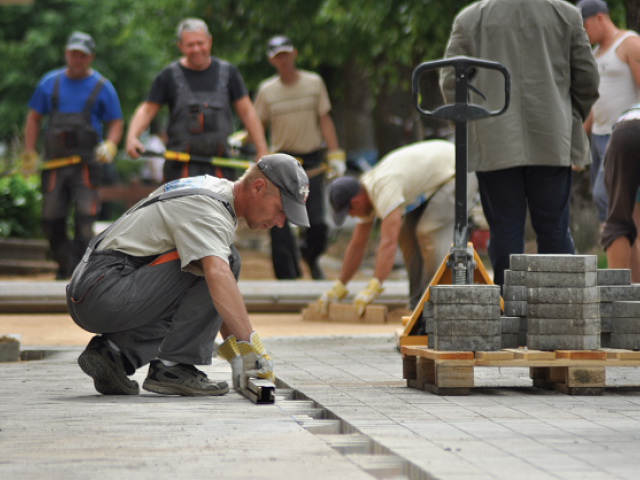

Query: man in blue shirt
[22,31,123,279]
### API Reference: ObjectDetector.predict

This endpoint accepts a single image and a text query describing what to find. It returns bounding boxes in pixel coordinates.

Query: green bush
[0,173,42,239]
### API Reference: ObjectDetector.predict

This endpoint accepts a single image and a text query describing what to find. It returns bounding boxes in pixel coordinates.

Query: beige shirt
[358,140,456,223]
[97,176,237,276]
[255,70,331,154]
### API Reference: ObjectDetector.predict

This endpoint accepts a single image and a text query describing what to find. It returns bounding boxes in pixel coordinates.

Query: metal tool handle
[412,56,510,123]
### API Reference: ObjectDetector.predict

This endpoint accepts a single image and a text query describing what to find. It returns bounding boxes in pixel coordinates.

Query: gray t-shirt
[97,176,237,276]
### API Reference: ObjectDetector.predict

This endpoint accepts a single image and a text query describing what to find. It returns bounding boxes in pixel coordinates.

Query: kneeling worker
[319,140,477,315]
[67,154,310,396]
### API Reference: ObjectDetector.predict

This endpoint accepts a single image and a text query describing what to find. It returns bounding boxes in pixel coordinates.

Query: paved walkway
[3,335,640,479]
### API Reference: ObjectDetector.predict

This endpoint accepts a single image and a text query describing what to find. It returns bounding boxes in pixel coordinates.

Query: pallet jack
[397,56,511,348]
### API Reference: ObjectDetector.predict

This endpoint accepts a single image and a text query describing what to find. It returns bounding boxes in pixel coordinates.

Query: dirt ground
[0,313,405,346]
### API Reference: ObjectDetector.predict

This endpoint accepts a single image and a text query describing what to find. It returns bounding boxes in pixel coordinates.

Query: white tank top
[592,31,640,135]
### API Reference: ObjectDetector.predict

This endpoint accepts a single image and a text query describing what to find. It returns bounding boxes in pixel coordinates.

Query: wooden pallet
[401,346,640,396]
[302,303,388,324]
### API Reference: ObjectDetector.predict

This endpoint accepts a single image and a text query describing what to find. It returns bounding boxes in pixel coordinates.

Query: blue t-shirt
[28,68,122,141]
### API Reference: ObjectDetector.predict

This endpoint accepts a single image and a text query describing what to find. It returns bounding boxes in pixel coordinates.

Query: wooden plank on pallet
[396,334,429,348]
[600,348,640,360]
[475,351,515,361]
[504,349,556,361]
[555,350,607,360]
[302,303,387,324]
[401,346,474,361]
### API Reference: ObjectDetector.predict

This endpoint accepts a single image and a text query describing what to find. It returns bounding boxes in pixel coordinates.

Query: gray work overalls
[164,58,235,182]
[41,74,105,278]
[66,187,241,373]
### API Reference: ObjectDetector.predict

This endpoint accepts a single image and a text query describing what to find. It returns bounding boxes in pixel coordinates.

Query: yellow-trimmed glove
[355,278,384,316]
[318,280,349,316]
[20,152,39,175]
[327,149,346,178]
[218,335,243,389]
[228,130,249,148]
[237,332,274,390]
[95,140,117,164]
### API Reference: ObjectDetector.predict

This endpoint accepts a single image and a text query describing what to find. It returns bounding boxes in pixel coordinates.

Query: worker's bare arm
[125,102,162,158]
[200,255,253,342]
[373,208,402,282]
[339,221,374,284]
[234,96,269,160]
[24,110,43,152]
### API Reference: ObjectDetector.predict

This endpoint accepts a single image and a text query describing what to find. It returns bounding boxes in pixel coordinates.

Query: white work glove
[354,278,384,317]
[218,335,243,389]
[95,140,117,164]
[237,332,274,391]
[318,280,349,316]
[20,152,39,175]
[327,149,346,178]
[228,130,249,148]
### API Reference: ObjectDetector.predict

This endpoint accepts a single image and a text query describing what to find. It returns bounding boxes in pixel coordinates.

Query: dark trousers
[270,151,327,279]
[476,166,575,287]
[41,163,101,278]
[67,246,241,372]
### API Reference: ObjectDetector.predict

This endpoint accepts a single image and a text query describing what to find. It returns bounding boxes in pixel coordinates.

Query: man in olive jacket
[441,0,600,287]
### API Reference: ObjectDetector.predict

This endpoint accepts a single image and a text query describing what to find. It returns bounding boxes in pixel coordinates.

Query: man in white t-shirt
[67,154,309,397]
[317,140,477,315]
[254,35,345,280]
[578,0,640,222]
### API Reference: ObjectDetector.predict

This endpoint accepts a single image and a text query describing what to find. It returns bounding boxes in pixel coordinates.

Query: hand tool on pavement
[398,56,511,347]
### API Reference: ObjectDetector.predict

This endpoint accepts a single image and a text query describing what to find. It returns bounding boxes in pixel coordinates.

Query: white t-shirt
[358,140,456,223]
[97,176,237,276]
[254,70,331,154]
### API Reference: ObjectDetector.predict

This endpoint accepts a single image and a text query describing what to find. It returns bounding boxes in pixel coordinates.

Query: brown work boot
[77,336,139,395]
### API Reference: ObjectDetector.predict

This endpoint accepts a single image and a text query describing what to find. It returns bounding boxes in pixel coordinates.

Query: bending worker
[22,31,123,280]
[125,18,268,181]
[319,140,477,315]
[67,154,309,397]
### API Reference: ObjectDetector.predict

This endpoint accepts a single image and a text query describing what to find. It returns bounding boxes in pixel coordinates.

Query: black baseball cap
[576,0,609,20]
[257,154,310,227]
[66,31,95,54]
[328,176,361,226]
[267,35,294,58]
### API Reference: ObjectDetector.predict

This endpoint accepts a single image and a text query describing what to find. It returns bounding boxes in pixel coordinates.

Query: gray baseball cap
[257,154,310,227]
[576,0,608,20]
[66,31,95,54]
[328,176,361,226]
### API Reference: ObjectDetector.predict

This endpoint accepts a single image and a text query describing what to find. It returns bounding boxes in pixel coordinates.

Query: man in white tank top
[578,0,640,223]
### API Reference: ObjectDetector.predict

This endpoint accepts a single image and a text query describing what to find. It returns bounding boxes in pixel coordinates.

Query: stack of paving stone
[612,301,640,349]
[597,269,634,348]
[502,267,528,348]
[430,285,501,351]
[512,254,600,351]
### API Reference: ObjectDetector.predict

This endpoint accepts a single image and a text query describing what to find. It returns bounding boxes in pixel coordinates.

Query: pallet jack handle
[412,56,510,284]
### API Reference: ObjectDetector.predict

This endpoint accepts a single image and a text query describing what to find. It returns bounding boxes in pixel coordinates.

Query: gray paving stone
[527,334,600,350]
[502,333,519,349]
[601,332,612,348]
[611,317,640,334]
[597,269,632,286]
[504,300,527,317]
[0,334,20,362]
[599,285,640,302]
[527,317,600,335]
[511,254,597,273]
[610,333,640,350]
[501,316,520,334]
[525,271,597,288]
[601,316,612,333]
[517,330,527,347]
[433,304,501,320]
[503,285,527,302]
[435,319,501,336]
[527,287,599,304]
[435,334,501,351]
[600,302,613,316]
[612,300,640,317]
[422,301,434,318]
[526,302,600,319]
[430,285,500,304]
[504,269,526,286]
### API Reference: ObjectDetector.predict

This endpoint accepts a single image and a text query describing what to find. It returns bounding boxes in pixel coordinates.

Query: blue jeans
[476,166,575,287]
[589,133,610,223]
